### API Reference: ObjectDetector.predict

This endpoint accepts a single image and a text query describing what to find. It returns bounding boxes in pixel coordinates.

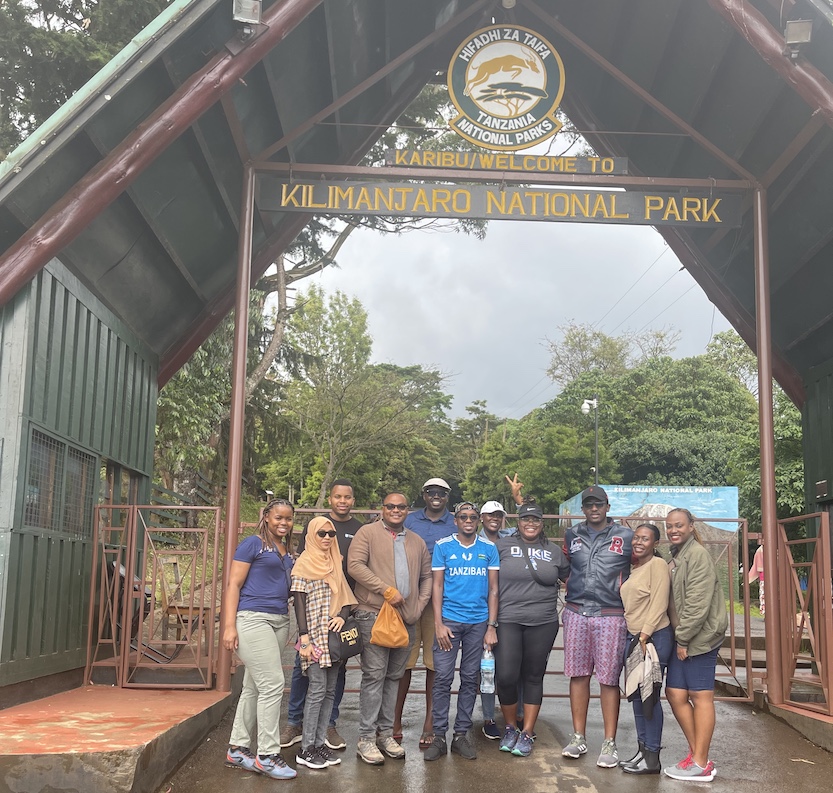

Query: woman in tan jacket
[619,523,672,775]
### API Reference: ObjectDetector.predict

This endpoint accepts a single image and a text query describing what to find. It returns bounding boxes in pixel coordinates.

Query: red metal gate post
[216,164,256,692]
[753,186,784,704]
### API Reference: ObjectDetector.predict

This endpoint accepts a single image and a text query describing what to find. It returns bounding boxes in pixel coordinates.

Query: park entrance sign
[258,16,746,231]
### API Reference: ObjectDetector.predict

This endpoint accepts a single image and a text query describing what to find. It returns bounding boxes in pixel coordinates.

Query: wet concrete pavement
[158,656,833,793]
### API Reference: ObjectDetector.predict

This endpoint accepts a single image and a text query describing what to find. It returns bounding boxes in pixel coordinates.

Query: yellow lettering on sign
[525,191,545,214]
[440,152,454,167]
[644,196,664,219]
[609,194,630,219]
[452,189,471,213]
[662,198,681,222]
[550,193,570,217]
[683,197,702,222]
[479,153,495,169]
[333,186,354,208]
[355,187,374,211]
[281,183,302,207]
[375,188,393,212]
[571,193,590,217]
[486,191,507,214]
[702,198,722,222]
[495,154,509,170]
[564,158,577,173]
[305,184,329,209]
[395,150,409,165]
[433,188,452,213]
[507,192,526,214]
[393,188,412,211]
[591,193,610,218]
[423,151,436,166]
[413,188,431,212]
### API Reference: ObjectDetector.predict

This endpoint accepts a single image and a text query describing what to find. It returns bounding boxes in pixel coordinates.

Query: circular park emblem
[447,24,566,152]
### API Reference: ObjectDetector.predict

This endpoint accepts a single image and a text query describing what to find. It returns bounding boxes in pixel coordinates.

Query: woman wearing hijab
[619,523,672,775]
[291,516,357,771]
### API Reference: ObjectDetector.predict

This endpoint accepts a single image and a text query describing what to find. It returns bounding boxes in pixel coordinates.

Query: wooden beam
[0,0,323,308]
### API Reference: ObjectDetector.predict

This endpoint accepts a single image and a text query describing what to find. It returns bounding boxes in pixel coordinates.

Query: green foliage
[545,321,679,387]
[279,285,451,506]
[1,0,168,158]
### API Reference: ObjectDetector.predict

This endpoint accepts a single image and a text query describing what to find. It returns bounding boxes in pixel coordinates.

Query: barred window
[24,428,97,538]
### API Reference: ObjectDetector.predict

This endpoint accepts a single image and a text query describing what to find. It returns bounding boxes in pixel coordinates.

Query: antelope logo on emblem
[464,47,543,98]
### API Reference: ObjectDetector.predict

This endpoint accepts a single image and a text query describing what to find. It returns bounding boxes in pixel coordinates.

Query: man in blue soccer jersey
[424,501,499,762]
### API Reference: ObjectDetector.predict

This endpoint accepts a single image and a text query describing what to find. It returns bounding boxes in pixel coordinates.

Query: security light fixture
[502,0,517,8]
[784,19,813,61]
[233,0,262,25]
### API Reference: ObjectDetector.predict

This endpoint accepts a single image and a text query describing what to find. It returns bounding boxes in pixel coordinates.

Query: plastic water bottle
[480,647,495,693]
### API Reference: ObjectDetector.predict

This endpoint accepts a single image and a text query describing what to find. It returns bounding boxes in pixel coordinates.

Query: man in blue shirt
[394,477,456,746]
[424,501,499,762]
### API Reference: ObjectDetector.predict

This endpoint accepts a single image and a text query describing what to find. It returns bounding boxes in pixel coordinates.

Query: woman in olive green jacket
[662,508,728,783]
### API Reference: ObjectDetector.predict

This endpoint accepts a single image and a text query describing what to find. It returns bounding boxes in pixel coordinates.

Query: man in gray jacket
[347,492,432,766]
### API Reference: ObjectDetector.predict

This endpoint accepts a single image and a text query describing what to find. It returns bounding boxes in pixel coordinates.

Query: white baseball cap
[423,478,451,490]
[480,500,506,515]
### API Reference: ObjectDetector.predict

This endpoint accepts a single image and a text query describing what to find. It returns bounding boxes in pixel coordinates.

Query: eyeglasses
[424,488,449,498]
[383,503,408,511]
[519,516,543,523]
[456,513,479,522]
[316,530,337,538]
[582,501,606,509]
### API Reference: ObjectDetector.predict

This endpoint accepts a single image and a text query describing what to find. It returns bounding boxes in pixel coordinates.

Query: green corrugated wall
[802,359,833,538]
[0,260,158,686]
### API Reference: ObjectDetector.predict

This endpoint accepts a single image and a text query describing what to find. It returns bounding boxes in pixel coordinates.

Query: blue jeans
[432,620,487,736]
[628,625,673,753]
[287,651,346,727]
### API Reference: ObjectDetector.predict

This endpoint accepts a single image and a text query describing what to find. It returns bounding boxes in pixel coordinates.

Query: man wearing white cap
[393,477,456,748]
[477,501,516,738]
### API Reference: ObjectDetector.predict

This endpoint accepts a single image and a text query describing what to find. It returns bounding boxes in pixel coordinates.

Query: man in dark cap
[560,486,633,769]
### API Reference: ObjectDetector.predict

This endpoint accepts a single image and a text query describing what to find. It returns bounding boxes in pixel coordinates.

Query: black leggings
[494,621,559,706]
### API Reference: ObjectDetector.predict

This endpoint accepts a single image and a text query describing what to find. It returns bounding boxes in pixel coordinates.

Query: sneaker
[511,730,535,757]
[664,759,716,781]
[325,725,346,750]
[450,733,477,760]
[482,720,501,740]
[516,720,536,740]
[562,732,587,758]
[377,735,406,759]
[597,738,619,768]
[316,745,342,766]
[225,745,256,771]
[254,753,297,779]
[296,747,328,770]
[357,738,385,765]
[423,735,448,762]
[280,723,303,748]
[499,726,520,752]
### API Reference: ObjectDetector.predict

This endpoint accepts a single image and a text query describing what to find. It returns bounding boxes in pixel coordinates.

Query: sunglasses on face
[456,513,479,522]
[424,488,448,498]
[316,529,337,538]
[383,503,408,511]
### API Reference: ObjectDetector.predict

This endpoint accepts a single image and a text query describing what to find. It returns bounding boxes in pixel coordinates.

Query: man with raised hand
[560,486,633,769]
[393,477,456,748]
[280,479,362,752]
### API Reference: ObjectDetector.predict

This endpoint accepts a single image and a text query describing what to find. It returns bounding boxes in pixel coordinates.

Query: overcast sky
[303,217,732,420]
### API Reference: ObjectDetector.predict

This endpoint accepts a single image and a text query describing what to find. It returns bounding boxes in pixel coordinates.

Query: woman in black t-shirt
[494,500,569,758]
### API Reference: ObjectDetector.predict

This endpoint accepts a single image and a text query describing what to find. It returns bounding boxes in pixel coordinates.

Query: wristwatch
[488,621,499,628]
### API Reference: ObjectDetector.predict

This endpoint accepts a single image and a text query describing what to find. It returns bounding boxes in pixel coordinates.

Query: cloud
[307,220,731,418]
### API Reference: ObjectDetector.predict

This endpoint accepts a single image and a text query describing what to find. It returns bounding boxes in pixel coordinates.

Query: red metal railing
[85,505,220,689]
[777,512,833,714]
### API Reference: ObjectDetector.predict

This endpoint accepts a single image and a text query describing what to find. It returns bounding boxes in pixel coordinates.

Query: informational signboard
[260,179,743,228]
[559,485,740,534]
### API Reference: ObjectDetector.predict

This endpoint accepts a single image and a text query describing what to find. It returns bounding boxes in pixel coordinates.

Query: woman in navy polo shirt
[223,498,297,779]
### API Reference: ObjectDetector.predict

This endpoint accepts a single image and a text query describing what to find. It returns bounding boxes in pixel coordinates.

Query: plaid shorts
[562,610,627,686]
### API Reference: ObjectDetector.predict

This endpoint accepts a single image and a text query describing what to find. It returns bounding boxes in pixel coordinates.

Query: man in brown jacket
[347,492,432,765]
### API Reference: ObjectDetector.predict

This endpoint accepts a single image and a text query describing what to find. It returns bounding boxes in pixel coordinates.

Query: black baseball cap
[581,485,609,504]
[517,502,544,519]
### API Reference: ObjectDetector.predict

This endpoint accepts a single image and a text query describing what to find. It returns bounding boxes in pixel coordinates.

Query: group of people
[221,477,728,783]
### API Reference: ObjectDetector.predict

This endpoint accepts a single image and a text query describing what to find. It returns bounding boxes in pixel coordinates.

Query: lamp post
[581,394,599,486]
